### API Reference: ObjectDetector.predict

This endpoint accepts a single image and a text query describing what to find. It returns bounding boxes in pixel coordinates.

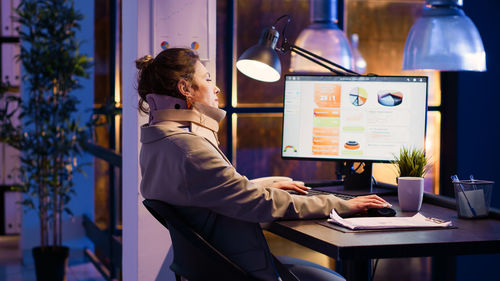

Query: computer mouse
[365,207,397,217]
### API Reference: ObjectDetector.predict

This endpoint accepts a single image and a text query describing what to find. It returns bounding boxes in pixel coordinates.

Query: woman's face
[189,60,220,108]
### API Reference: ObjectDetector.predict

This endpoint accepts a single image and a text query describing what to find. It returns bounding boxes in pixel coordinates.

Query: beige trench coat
[140,103,350,280]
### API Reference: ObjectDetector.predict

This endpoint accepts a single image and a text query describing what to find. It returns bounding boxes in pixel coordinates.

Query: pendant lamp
[402,0,486,71]
[290,0,354,72]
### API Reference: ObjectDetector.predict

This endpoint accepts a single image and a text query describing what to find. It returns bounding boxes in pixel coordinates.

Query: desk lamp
[236,14,359,82]
[402,0,486,71]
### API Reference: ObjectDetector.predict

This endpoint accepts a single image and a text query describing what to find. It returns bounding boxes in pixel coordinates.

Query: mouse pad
[316,220,457,233]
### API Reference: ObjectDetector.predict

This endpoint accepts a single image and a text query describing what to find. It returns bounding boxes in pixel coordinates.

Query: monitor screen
[282,75,428,162]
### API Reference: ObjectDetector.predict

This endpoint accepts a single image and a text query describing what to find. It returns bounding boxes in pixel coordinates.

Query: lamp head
[402,0,486,71]
[236,27,282,82]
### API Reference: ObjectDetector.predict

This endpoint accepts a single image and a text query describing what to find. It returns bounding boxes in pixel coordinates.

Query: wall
[20,0,95,263]
[122,0,216,280]
[457,0,500,210]
[456,1,500,281]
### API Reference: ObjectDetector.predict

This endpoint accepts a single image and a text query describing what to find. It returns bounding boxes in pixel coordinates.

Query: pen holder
[453,180,494,218]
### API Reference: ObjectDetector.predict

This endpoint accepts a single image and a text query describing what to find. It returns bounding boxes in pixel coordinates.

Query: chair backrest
[142,199,260,281]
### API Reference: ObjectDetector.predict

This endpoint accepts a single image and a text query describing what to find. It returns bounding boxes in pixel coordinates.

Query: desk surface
[268,196,500,260]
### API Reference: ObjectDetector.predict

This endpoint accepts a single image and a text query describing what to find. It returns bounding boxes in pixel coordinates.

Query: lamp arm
[289,46,346,76]
[291,44,360,76]
[279,39,359,76]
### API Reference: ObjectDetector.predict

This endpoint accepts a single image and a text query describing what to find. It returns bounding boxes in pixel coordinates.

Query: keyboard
[305,189,356,200]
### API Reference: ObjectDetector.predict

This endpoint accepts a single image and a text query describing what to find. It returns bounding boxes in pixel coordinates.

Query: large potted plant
[393,147,429,211]
[0,0,92,280]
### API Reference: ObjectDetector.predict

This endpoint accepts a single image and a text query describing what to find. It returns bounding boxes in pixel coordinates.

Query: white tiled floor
[0,236,106,281]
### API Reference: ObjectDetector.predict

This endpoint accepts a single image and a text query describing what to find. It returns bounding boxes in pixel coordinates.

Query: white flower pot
[398,177,424,211]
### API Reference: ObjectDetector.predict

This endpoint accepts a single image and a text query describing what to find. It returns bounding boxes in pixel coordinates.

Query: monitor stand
[306,161,395,196]
[343,161,373,192]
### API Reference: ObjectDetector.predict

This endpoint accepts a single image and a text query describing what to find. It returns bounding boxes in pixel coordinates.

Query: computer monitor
[282,75,428,192]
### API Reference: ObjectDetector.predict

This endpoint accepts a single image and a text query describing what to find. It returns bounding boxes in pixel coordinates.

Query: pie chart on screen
[377,90,403,106]
[349,87,368,106]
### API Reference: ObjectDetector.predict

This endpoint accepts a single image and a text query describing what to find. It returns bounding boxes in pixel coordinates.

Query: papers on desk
[328,209,453,230]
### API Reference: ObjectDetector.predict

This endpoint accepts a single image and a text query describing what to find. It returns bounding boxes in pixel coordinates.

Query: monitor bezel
[281,74,429,163]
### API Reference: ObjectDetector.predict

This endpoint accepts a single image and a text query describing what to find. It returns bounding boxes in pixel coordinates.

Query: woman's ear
[177,79,192,98]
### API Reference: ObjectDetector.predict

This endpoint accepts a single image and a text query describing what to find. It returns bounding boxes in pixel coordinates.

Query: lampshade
[290,0,353,72]
[402,0,486,71]
[236,27,282,82]
[351,33,367,74]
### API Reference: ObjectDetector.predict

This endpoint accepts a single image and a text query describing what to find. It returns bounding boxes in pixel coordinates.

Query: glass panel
[344,0,440,106]
[235,0,310,107]
[347,0,441,192]
[373,111,441,194]
[234,0,441,106]
[114,165,122,231]
[216,0,229,107]
[91,0,123,275]
[372,163,397,186]
[426,71,441,107]
[234,113,337,181]
[94,0,111,106]
[425,111,441,194]
[94,158,110,230]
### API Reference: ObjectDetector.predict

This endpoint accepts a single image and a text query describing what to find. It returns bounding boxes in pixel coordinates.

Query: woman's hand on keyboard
[272,181,311,195]
[343,194,392,215]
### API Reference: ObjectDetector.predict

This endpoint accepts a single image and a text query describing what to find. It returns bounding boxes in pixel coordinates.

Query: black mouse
[365,207,397,217]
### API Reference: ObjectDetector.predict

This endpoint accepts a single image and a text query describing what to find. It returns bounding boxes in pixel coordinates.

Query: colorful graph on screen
[344,140,360,150]
[377,90,403,106]
[312,84,341,156]
[349,87,368,106]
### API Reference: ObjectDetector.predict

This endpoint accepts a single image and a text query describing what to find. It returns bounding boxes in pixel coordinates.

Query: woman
[137,48,389,281]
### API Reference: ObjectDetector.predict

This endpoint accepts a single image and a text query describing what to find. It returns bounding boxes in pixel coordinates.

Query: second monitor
[281,75,428,192]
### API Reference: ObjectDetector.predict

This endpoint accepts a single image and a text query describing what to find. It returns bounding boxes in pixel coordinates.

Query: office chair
[143,199,302,281]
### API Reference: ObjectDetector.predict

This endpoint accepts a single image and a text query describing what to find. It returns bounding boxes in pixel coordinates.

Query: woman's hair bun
[136,55,154,70]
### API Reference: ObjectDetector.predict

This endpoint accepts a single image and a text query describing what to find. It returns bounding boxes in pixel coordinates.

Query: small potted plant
[392,147,429,211]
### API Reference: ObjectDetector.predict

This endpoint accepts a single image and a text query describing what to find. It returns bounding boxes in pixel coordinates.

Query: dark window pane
[235,0,310,106]
[235,113,337,181]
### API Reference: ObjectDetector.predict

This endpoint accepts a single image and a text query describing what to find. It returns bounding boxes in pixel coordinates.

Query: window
[220,0,442,193]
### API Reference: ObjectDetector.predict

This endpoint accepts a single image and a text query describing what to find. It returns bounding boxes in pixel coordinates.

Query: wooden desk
[268,195,500,281]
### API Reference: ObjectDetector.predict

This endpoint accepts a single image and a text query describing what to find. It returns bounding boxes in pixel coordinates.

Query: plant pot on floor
[32,246,69,281]
[398,177,424,211]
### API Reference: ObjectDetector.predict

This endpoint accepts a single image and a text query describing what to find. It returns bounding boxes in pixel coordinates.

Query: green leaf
[392,147,429,178]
